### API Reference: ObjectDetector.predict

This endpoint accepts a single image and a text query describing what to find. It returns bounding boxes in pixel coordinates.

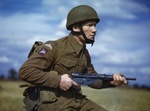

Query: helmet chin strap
[79,25,94,46]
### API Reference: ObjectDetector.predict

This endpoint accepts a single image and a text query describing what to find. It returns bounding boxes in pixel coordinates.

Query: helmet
[66,5,100,30]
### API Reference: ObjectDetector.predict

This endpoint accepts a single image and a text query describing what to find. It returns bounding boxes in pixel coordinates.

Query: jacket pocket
[59,58,76,67]
[40,89,57,103]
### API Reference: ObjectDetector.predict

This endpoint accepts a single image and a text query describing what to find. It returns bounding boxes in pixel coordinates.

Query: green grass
[82,86,150,111]
[0,81,150,111]
[0,81,25,111]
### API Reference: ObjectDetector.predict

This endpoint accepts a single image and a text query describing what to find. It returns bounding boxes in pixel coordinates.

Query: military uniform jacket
[19,34,111,90]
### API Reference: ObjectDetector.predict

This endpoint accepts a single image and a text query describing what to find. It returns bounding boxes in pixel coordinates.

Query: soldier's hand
[59,74,79,91]
[110,73,127,86]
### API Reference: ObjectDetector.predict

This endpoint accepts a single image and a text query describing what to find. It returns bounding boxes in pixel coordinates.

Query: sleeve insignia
[38,48,48,56]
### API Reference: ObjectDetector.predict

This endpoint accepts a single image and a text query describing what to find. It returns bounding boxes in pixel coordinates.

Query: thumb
[123,77,127,84]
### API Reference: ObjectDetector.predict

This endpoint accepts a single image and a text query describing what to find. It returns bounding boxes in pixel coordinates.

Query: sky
[0,0,150,86]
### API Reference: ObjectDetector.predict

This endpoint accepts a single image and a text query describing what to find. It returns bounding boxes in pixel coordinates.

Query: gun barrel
[125,77,136,80]
[72,73,136,81]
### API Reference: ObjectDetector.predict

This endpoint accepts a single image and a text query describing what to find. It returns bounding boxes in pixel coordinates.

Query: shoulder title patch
[48,41,57,46]
[45,44,52,50]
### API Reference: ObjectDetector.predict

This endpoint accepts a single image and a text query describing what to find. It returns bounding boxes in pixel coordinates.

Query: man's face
[82,21,97,41]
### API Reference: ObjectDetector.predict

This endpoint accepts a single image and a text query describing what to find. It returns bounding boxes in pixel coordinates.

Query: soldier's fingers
[72,80,79,87]
[119,73,127,84]
[113,74,120,81]
[113,74,122,85]
[123,77,127,84]
[119,73,124,77]
[118,74,124,81]
[59,85,67,91]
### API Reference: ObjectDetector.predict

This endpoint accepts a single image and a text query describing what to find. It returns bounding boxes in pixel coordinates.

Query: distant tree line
[0,68,150,90]
[0,68,19,80]
[133,84,150,90]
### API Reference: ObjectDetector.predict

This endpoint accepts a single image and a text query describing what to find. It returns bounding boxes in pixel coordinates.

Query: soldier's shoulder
[45,40,57,46]
[45,36,68,50]
[56,36,68,43]
[45,36,66,44]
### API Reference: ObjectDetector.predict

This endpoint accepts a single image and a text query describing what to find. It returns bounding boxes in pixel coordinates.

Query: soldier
[19,5,127,111]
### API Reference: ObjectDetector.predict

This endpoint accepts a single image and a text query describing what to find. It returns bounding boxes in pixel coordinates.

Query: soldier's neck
[73,35,86,47]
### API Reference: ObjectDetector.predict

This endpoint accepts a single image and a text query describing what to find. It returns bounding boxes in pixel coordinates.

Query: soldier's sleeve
[18,41,61,88]
[85,49,115,89]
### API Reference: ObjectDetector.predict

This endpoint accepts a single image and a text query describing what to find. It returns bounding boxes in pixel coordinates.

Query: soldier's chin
[90,37,94,40]
[87,37,94,40]
[90,38,94,41]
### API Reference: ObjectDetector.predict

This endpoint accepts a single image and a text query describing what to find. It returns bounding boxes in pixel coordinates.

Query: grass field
[0,80,150,111]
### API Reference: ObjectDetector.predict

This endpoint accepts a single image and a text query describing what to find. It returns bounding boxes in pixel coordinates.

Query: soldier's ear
[72,25,80,32]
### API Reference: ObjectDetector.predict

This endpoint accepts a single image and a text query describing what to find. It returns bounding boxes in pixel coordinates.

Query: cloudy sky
[0,0,150,86]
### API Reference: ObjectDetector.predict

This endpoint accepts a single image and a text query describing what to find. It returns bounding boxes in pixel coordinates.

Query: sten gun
[72,73,136,85]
